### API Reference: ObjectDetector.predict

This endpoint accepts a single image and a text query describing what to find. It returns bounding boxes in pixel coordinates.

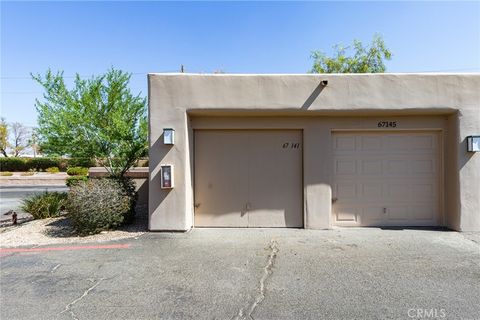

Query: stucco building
[148,73,480,232]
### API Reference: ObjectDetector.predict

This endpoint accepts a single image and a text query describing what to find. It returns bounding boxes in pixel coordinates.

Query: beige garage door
[332,131,441,227]
[194,130,303,228]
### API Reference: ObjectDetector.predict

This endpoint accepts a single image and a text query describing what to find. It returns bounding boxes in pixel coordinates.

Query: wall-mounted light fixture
[163,128,175,145]
[467,135,480,152]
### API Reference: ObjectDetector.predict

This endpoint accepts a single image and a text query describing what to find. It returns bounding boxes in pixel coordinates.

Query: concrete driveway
[1,229,479,320]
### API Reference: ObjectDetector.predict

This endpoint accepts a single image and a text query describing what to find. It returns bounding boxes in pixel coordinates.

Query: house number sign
[377,121,397,128]
[283,142,301,149]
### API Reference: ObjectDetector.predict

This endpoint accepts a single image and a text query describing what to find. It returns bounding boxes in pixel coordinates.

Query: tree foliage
[32,68,147,177]
[310,34,392,73]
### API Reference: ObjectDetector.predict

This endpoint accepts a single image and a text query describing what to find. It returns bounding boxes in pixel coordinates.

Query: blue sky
[1,1,479,126]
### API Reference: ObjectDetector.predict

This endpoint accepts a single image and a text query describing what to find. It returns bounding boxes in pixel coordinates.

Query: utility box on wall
[161,165,174,189]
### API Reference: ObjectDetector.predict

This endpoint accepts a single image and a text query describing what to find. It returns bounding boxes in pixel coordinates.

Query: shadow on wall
[301,83,326,110]
[454,111,475,169]
[460,136,475,169]
[135,178,149,218]
[149,133,174,220]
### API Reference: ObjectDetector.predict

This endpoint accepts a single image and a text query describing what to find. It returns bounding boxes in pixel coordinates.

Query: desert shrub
[0,158,27,171]
[0,171,13,176]
[56,159,69,171]
[67,178,137,235]
[66,175,88,187]
[67,158,95,168]
[66,167,89,176]
[46,167,60,173]
[21,192,68,219]
[20,172,35,176]
[0,157,95,172]
[27,158,61,171]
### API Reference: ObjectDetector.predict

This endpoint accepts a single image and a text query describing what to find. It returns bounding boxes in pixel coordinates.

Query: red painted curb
[0,244,130,253]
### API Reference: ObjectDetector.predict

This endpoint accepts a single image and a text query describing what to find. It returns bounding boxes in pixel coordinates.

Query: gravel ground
[0,214,147,247]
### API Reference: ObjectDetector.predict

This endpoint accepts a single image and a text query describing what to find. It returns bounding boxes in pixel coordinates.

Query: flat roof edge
[148,72,480,77]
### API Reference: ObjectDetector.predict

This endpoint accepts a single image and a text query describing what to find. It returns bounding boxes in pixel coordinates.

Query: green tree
[310,34,392,73]
[0,118,8,157]
[32,68,147,177]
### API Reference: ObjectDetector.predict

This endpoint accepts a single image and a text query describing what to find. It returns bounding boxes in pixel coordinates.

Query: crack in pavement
[51,264,61,273]
[232,240,279,320]
[59,278,105,320]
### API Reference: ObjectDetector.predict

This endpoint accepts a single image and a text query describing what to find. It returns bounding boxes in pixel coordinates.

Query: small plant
[67,177,137,235]
[0,171,13,176]
[66,167,89,176]
[21,192,68,219]
[46,167,60,173]
[66,175,88,187]
[20,172,35,176]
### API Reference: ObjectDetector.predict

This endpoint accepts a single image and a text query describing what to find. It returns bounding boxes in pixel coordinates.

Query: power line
[2,91,43,94]
[402,67,480,73]
[0,70,178,80]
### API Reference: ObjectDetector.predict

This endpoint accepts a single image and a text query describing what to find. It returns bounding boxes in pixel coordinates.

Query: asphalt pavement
[0,185,68,225]
[0,185,68,213]
[1,228,479,320]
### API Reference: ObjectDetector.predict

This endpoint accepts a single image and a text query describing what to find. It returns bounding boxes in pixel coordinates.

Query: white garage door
[195,130,303,228]
[332,131,441,227]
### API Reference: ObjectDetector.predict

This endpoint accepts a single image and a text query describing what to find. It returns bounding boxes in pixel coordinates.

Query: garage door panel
[335,183,358,199]
[412,159,435,174]
[386,136,410,151]
[195,130,302,228]
[361,207,384,223]
[361,136,382,151]
[386,160,409,175]
[412,184,436,199]
[361,160,383,175]
[412,135,435,149]
[334,135,356,151]
[412,205,436,220]
[332,131,441,227]
[247,130,303,228]
[388,184,410,199]
[387,206,410,220]
[362,183,384,199]
[194,131,249,227]
[335,206,358,222]
[335,159,357,175]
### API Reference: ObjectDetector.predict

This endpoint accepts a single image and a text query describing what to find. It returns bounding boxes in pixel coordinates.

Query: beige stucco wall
[148,74,480,232]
